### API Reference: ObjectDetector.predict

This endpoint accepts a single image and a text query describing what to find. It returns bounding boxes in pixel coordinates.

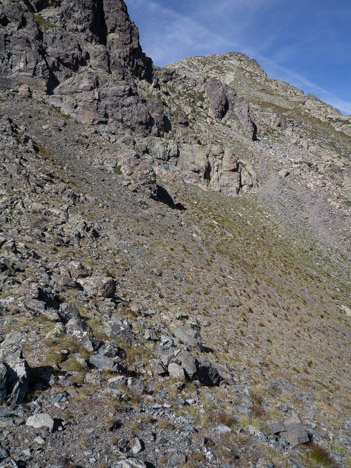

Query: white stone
[26,413,54,432]
[168,363,185,379]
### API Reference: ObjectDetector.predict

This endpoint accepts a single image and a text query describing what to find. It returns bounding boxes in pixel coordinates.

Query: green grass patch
[306,443,337,467]
[32,139,54,158]
[32,14,56,29]
[114,165,122,175]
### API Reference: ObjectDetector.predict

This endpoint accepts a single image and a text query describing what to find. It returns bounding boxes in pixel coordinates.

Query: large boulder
[26,413,55,432]
[77,275,116,298]
[169,350,222,387]
[174,324,203,351]
[205,77,255,139]
[196,356,222,387]
[267,411,309,447]
[66,315,98,351]
[205,77,229,119]
[0,343,29,403]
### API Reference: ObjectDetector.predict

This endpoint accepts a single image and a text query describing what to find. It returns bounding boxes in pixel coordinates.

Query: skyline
[126,0,351,115]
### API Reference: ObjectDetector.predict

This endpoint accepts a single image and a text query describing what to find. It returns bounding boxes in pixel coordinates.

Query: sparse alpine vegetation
[0,0,350,467]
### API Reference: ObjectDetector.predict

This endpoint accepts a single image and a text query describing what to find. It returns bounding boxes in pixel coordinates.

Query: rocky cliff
[0,1,351,467]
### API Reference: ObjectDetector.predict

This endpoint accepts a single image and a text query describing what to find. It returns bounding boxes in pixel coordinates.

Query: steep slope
[0,1,351,468]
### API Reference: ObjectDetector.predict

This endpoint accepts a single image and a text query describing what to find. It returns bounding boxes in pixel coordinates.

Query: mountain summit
[0,1,351,467]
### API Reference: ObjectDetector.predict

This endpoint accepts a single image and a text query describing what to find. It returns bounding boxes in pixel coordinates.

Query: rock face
[0,0,156,137]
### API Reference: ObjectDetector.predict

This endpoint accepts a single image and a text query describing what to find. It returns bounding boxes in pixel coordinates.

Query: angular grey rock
[267,412,309,447]
[152,360,168,376]
[77,276,116,298]
[97,341,126,359]
[97,276,117,298]
[248,424,267,442]
[55,266,76,288]
[58,302,80,324]
[168,363,185,380]
[176,350,197,379]
[67,261,89,280]
[267,420,285,434]
[131,437,143,455]
[196,356,222,387]
[174,324,202,350]
[0,363,7,402]
[0,331,23,349]
[168,452,187,467]
[107,376,125,390]
[0,445,8,461]
[89,354,120,372]
[112,459,147,468]
[0,345,29,403]
[66,316,97,351]
[26,413,55,432]
[23,298,47,316]
[215,423,232,434]
[104,316,134,342]
[0,458,18,468]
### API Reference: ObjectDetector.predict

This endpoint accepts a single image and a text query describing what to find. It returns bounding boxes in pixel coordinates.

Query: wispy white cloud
[126,0,351,115]
[128,0,234,64]
[127,0,283,65]
[257,56,351,115]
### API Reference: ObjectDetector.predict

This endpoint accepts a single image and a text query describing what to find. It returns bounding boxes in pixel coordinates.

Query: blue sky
[126,0,351,115]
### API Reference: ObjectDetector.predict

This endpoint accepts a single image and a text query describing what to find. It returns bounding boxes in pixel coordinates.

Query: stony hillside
[0,1,351,468]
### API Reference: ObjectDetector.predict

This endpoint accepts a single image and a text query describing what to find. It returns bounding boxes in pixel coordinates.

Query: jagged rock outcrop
[0,0,160,138]
[205,77,256,139]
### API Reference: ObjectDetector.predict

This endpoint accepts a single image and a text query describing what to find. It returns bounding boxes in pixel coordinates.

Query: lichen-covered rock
[77,275,116,298]
[66,316,98,351]
[174,324,203,350]
[267,412,309,447]
[26,413,55,432]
